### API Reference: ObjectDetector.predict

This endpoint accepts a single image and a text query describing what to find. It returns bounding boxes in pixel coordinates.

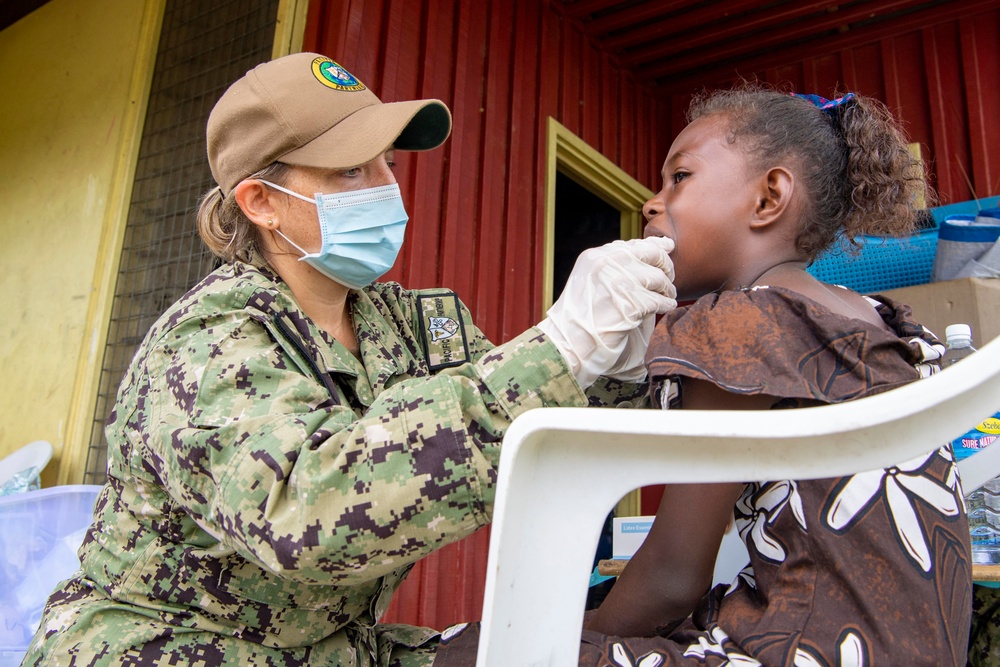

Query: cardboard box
[611,517,751,585]
[612,516,653,560]
[880,278,1000,346]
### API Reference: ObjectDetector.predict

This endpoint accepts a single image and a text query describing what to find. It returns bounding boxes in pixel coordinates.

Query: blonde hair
[197,162,292,264]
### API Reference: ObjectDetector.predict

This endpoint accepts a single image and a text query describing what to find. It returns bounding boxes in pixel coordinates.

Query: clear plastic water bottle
[944,324,975,362]
[944,324,1000,564]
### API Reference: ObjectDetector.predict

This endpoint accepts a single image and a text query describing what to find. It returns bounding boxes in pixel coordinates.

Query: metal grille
[83,0,280,483]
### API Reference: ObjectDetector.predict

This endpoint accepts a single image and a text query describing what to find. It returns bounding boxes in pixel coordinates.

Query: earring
[267,219,276,228]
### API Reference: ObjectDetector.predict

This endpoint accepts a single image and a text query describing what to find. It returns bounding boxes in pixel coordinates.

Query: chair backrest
[476,334,1000,667]
[0,440,53,495]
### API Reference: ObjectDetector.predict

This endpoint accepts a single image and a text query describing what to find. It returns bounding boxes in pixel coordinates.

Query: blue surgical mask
[260,180,409,289]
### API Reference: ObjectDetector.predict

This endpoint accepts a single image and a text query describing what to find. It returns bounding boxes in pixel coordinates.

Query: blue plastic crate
[806,197,1000,294]
[806,226,939,294]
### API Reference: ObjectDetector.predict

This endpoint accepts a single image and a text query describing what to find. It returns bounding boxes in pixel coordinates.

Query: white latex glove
[537,237,677,388]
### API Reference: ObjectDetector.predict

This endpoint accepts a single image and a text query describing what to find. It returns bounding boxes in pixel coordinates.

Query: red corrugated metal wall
[302,0,667,629]
[656,6,1000,206]
[303,0,1000,631]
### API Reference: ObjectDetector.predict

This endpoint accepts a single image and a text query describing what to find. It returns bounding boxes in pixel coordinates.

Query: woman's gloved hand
[537,237,677,388]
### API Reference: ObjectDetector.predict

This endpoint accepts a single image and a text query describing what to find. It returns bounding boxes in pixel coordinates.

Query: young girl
[580,87,971,665]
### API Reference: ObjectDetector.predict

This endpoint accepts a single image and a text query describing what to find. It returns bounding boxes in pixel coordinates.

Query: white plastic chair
[476,334,1000,667]
[0,441,53,496]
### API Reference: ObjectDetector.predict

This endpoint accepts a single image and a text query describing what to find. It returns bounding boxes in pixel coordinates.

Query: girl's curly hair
[688,84,931,260]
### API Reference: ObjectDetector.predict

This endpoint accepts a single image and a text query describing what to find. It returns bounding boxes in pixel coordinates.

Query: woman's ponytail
[196,162,291,264]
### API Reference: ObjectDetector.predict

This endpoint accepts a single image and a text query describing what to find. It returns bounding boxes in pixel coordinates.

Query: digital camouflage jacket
[24,260,644,667]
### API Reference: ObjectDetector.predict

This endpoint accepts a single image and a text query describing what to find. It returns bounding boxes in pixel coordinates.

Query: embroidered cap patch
[311,57,367,91]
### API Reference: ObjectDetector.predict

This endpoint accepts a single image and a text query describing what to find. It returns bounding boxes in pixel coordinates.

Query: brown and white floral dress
[579,286,972,666]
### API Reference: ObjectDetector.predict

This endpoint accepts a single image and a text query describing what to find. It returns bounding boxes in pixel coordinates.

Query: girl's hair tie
[791,92,855,114]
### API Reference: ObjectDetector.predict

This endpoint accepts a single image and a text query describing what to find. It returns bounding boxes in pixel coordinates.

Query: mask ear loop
[256,179,317,260]
[273,228,312,260]
[258,179,316,204]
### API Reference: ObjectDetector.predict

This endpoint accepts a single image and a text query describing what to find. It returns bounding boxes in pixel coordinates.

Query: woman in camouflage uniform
[23,53,677,667]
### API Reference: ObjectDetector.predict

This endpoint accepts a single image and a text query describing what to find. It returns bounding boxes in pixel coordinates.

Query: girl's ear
[234,180,279,230]
[750,166,794,230]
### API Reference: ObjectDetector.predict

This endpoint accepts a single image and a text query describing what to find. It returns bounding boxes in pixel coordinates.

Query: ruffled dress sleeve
[645,286,943,409]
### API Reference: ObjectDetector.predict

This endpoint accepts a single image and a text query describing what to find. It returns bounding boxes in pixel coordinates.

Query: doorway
[543,118,651,312]
[551,171,623,300]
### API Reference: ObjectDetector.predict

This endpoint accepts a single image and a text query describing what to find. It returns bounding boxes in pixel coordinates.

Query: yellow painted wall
[0,0,162,485]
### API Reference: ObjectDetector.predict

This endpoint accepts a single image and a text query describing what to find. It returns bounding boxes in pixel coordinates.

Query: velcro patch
[417,292,470,370]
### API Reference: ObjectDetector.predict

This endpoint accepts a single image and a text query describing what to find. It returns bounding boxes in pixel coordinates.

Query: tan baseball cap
[207,52,452,194]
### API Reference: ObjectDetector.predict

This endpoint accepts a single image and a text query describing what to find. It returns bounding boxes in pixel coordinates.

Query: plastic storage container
[932,211,1000,282]
[806,226,939,293]
[943,325,1000,564]
[0,485,101,666]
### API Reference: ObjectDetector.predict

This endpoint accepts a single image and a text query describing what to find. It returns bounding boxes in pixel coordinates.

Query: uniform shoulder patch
[416,292,470,371]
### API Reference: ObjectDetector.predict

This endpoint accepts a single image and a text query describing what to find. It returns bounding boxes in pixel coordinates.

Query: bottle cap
[945,323,972,342]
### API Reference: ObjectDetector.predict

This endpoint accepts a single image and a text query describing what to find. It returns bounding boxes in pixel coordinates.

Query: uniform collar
[239,260,413,405]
